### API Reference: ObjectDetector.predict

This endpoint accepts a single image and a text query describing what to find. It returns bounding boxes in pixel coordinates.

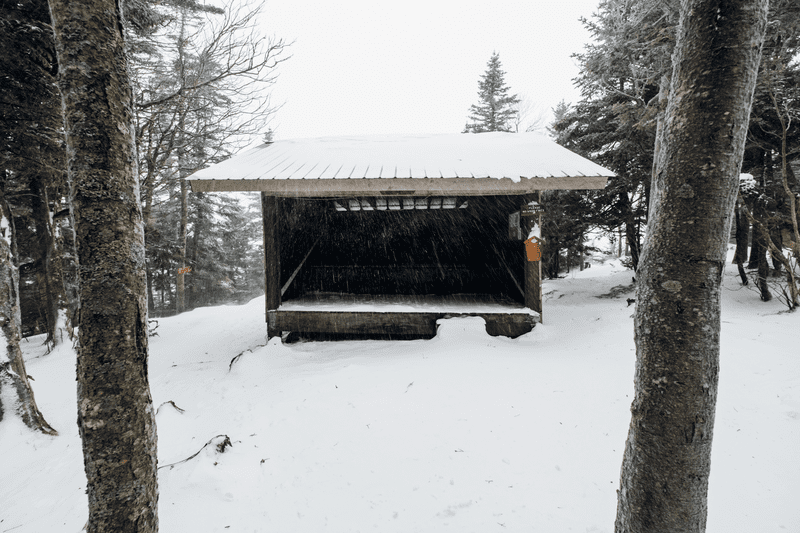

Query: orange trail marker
[525,236,543,262]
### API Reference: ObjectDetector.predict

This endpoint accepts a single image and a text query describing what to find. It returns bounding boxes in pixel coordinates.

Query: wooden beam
[281,237,320,297]
[261,194,280,333]
[189,176,609,195]
[269,310,536,338]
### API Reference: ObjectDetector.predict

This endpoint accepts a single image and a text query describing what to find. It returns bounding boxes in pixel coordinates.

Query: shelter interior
[264,193,540,339]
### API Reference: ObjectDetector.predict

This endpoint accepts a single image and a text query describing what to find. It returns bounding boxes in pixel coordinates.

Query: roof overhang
[189,175,609,195]
[188,132,614,196]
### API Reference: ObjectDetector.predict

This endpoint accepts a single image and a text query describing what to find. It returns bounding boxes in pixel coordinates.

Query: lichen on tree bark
[48,0,159,531]
[615,1,769,532]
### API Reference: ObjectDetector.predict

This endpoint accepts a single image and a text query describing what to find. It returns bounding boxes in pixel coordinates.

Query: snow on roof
[188,132,615,183]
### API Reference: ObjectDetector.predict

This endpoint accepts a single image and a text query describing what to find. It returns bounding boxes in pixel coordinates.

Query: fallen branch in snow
[595,283,636,299]
[156,400,185,414]
[228,344,266,372]
[158,434,232,470]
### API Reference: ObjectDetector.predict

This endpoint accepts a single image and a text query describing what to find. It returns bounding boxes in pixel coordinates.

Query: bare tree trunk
[175,12,190,315]
[188,193,203,308]
[733,198,750,285]
[753,201,773,300]
[30,174,73,346]
[48,0,159,531]
[0,193,58,435]
[622,192,642,271]
[142,167,156,314]
[615,1,768,532]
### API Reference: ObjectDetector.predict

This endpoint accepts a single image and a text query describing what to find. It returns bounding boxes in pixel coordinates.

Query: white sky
[262,0,601,140]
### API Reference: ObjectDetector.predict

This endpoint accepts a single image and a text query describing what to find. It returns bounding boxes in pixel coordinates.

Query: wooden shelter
[188,132,613,339]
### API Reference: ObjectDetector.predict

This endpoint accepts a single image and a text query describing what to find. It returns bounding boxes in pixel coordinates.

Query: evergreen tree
[549,0,677,272]
[464,52,520,133]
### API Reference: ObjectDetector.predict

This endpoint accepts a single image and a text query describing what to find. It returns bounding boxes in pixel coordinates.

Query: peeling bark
[615,1,768,532]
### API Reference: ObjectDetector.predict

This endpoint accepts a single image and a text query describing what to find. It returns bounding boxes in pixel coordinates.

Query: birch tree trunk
[48,0,159,531]
[0,193,58,435]
[615,1,768,532]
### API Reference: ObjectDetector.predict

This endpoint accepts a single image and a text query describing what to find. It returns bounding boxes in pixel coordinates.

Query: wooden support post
[523,194,543,320]
[537,192,543,322]
[261,193,280,337]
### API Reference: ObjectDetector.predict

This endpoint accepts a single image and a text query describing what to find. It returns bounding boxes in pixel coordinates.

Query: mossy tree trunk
[48,0,159,531]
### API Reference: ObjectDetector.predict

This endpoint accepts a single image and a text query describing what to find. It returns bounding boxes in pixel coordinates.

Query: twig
[156,400,185,414]
[158,434,231,470]
[229,344,266,371]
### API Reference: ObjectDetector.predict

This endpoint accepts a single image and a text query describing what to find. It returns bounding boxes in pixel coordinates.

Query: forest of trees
[1,0,285,345]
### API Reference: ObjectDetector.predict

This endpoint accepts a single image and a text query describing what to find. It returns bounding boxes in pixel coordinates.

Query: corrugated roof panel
[189,132,615,183]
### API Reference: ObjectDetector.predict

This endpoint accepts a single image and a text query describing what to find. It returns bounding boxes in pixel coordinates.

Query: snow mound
[434,316,490,343]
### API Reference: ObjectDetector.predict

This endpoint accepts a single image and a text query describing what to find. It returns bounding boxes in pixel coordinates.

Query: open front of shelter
[188,133,613,339]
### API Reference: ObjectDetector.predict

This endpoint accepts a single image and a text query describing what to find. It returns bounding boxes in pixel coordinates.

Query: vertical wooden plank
[523,195,543,318]
[537,191,543,322]
[262,193,281,329]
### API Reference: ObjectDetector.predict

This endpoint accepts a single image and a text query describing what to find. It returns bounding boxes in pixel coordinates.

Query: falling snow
[1,247,797,532]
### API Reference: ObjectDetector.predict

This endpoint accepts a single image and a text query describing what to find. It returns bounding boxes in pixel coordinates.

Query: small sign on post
[178,266,192,275]
[521,201,545,217]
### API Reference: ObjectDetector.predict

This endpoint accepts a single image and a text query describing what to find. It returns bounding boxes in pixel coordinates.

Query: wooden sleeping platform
[271,293,538,338]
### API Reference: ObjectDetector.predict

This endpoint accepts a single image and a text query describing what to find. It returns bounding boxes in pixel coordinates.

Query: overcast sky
[261,0,601,141]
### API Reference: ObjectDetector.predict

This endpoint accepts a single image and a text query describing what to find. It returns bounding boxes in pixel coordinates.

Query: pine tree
[464,52,520,133]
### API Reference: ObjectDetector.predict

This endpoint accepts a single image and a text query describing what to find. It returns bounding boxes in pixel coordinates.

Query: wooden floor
[269,293,538,339]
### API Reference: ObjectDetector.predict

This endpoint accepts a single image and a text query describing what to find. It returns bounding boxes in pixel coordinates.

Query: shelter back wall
[276,196,524,301]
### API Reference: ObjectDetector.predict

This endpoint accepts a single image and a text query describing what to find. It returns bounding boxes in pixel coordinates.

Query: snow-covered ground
[2,248,798,532]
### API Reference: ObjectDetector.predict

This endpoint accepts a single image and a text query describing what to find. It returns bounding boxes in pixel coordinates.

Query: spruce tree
[464,52,520,133]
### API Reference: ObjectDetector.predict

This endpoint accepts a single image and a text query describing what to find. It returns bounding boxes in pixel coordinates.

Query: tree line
[1,0,284,346]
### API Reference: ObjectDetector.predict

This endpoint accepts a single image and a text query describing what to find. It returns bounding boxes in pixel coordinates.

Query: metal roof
[187,132,613,195]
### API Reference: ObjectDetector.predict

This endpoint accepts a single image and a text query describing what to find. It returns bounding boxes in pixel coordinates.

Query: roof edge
[188,176,609,195]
